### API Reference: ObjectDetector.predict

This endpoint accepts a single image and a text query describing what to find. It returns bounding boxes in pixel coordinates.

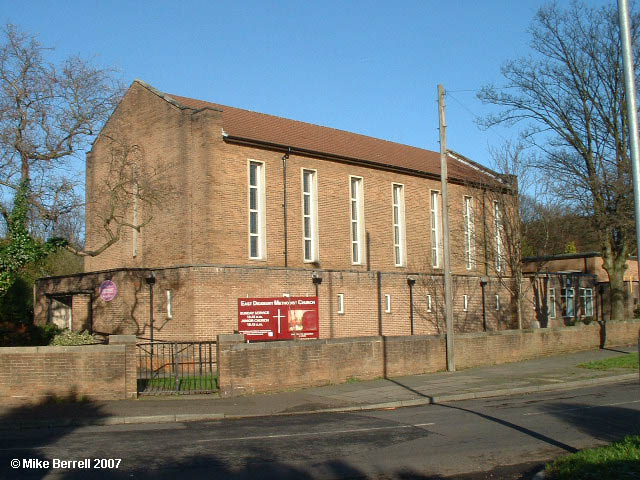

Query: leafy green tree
[0,181,66,295]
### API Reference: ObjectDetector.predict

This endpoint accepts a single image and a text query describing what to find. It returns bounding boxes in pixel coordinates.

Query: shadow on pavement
[435,402,578,454]
[0,388,108,479]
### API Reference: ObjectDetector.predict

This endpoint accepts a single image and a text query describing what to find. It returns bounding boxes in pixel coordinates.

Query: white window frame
[248,160,266,260]
[302,169,319,263]
[549,287,556,318]
[430,190,441,268]
[384,294,391,313]
[426,294,432,313]
[392,183,406,267]
[463,294,468,312]
[580,288,594,317]
[337,293,345,314]
[166,290,173,319]
[495,294,500,311]
[494,201,503,272]
[463,196,475,270]
[562,287,575,317]
[350,176,365,265]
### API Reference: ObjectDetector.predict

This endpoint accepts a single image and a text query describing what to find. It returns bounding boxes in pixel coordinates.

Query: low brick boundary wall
[0,335,137,405]
[217,320,640,397]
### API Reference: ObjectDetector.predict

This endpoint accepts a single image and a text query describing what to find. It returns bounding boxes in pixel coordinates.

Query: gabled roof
[134,80,505,187]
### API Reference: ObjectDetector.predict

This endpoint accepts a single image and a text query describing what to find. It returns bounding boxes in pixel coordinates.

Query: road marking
[524,399,640,416]
[195,422,436,443]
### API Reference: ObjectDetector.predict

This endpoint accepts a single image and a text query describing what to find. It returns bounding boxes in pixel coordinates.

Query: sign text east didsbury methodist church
[237,297,319,341]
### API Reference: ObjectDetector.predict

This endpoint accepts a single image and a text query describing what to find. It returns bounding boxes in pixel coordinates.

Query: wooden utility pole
[438,84,455,372]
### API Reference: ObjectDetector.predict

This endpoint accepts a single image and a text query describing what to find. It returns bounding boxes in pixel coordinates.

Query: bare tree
[0,24,122,230]
[478,2,638,321]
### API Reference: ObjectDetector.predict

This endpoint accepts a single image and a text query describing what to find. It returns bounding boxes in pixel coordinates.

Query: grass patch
[577,353,639,370]
[545,435,640,479]
[141,374,218,392]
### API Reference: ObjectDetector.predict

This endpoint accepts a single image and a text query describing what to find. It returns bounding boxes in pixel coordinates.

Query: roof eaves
[223,133,494,188]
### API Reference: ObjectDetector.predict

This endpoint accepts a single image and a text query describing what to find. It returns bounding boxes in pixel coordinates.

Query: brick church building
[35,80,523,341]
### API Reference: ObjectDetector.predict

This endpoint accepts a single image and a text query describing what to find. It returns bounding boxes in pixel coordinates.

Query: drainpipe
[282,148,290,267]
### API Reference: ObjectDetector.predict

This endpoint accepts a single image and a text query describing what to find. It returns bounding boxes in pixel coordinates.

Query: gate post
[217,334,245,397]
[109,335,138,399]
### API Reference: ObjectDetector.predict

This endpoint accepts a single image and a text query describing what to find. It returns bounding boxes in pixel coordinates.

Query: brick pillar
[216,334,245,397]
[109,335,138,399]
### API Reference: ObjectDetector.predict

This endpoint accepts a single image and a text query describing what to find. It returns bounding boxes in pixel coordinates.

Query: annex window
[385,294,391,313]
[580,288,593,317]
[494,201,503,272]
[549,287,556,318]
[495,294,500,311]
[561,288,575,317]
[463,294,468,312]
[350,176,364,264]
[248,161,266,259]
[302,169,319,262]
[166,290,173,319]
[392,184,406,267]
[426,294,432,313]
[430,190,441,268]
[463,196,475,270]
[337,293,345,314]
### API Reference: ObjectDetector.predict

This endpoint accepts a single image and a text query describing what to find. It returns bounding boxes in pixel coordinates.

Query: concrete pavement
[1,346,637,430]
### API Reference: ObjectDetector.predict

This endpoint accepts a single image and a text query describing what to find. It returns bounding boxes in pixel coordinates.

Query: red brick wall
[0,335,137,405]
[217,320,640,397]
[35,265,520,341]
[84,81,513,279]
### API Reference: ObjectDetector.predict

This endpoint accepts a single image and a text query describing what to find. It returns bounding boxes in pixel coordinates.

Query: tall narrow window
[430,191,441,268]
[494,201,503,272]
[385,294,391,313]
[463,294,468,312]
[495,294,501,311]
[249,161,265,259]
[392,184,406,266]
[561,288,575,317]
[463,196,474,270]
[580,288,593,317]
[350,176,364,264]
[549,287,556,318]
[426,294,432,312]
[132,164,139,258]
[166,290,173,319]
[337,293,345,314]
[302,169,318,262]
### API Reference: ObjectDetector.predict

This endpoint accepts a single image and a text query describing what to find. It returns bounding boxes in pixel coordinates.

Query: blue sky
[5,1,614,169]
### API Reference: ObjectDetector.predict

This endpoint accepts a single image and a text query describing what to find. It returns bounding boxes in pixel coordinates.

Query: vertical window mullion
[392,184,405,267]
[249,161,264,259]
[302,170,317,262]
[350,177,363,264]
[464,196,474,270]
[431,191,440,268]
[494,201,503,272]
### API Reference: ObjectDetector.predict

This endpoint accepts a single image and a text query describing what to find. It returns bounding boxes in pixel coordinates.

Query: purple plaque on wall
[99,280,118,302]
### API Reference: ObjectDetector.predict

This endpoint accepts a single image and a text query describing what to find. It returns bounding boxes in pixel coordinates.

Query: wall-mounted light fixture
[407,277,416,335]
[145,272,156,347]
[312,271,322,296]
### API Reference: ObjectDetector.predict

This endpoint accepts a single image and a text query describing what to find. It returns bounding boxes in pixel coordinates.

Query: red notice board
[237,297,319,341]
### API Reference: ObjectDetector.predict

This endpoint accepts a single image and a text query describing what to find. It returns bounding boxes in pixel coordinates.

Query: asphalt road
[1,381,639,479]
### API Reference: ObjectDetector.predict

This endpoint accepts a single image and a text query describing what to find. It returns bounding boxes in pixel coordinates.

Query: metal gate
[136,340,217,395]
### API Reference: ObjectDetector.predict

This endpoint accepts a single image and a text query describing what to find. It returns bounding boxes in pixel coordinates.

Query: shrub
[0,321,60,346]
[49,329,100,346]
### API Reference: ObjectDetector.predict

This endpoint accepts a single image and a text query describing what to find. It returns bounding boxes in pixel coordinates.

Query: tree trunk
[602,248,628,322]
